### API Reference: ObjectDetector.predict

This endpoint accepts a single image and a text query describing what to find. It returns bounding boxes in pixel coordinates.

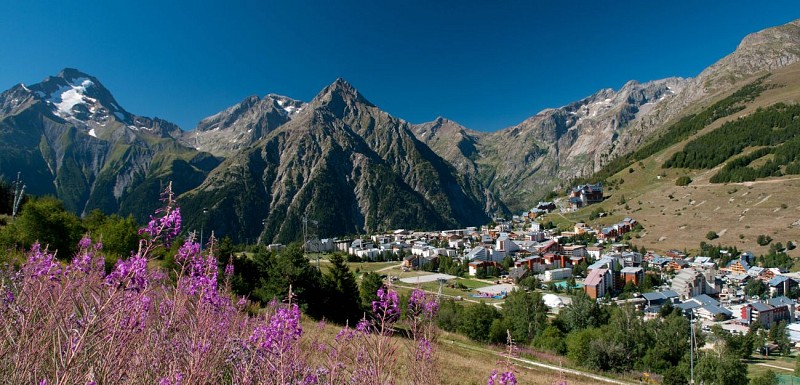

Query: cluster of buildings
[296,180,799,335]
[610,250,800,331]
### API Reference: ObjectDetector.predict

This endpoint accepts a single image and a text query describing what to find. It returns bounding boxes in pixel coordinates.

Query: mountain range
[1,19,799,244]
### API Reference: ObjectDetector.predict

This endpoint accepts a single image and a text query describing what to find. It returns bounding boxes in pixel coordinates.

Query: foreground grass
[302,316,611,385]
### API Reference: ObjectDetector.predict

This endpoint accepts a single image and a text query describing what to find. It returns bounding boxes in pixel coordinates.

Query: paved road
[445,340,636,385]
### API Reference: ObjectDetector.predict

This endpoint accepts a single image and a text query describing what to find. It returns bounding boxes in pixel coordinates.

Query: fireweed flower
[26,243,62,280]
[105,253,149,291]
[371,287,400,323]
[139,185,181,247]
[415,337,432,361]
[408,288,439,319]
[175,238,221,304]
[70,236,104,274]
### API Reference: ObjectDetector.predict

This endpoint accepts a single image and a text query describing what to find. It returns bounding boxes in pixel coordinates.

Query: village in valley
[284,182,800,348]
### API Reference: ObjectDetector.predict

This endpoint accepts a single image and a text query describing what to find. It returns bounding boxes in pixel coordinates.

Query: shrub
[706,231,719,240]
[675,176,692,186]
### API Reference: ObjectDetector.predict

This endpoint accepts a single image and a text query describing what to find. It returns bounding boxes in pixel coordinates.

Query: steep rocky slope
[179,80,502,243]
[177,94,306,157]
[415,19,800,212]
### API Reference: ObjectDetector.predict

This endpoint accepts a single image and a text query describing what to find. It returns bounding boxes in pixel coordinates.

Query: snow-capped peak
[46,77,96,118]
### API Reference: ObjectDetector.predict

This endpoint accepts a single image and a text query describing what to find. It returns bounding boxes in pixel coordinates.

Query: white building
[544,268,572,282]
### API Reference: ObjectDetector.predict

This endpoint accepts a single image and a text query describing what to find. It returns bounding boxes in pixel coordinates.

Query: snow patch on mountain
[47,78,95,118]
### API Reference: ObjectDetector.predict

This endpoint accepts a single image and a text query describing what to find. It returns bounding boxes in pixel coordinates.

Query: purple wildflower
[26,243,62,280]
[105,253,149,291]
[139,185,181,246]
[224,262,234,279]
[249,303,303,353]
[408,288,439,319]
[415,337,432,361]
[371,287,400,323]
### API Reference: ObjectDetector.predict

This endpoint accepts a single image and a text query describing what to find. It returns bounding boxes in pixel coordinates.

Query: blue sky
[0,1,797,131]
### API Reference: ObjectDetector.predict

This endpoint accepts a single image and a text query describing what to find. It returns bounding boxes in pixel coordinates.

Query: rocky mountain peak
[313,78,375,115]
[27,68,131,126]
[265,94,306,118]
[692,19,800,97]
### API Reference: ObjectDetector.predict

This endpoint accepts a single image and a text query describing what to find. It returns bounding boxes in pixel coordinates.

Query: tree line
[664,103,800,184]
[571,75,770,186]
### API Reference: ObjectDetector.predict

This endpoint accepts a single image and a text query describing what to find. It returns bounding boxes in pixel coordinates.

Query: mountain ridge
[3,18,800,243]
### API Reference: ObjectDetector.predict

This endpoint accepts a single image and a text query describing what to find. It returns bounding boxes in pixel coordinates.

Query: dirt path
[691,176,800,188]
[445,340,636,384]
[755,362,794,372]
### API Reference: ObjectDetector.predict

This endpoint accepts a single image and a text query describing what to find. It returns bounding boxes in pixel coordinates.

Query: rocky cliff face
[414,78,685,210]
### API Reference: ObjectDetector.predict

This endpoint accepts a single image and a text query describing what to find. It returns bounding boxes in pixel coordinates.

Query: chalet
[678,295,733,321]
[649,257,673,270]
[643,290,680,308]
[402,255,419,269]
[515,255,546,273]
[569,183,604,209]
[562,245,588,258]
[586,246,603,260]
[508,267,530,283]
[760,268,779,281]
[741,301,791,329]
[768,276,798,297]
[536,240,561,255]
[665,249,687,259]
[599,227,617,240]
[621,267,644,286]
[468,260,498,276]
[536,201,557,212]
[768,296,796,322]
[727,258,751,275]
[666,259,689,271]
[643,290,680,318]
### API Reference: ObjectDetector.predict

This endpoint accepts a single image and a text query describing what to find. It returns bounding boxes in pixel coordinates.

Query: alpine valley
[2,19,800,244]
